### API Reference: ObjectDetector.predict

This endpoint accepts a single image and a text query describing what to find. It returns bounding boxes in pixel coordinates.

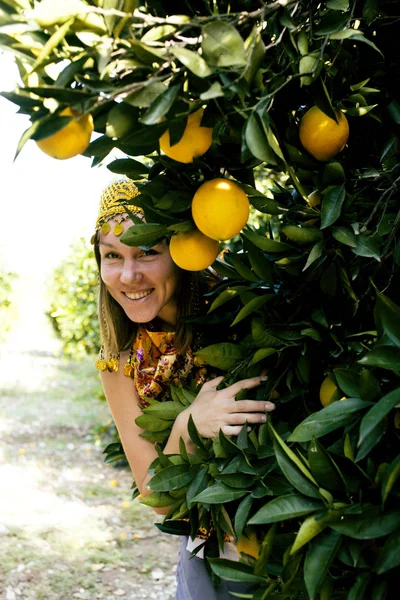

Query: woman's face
[99,219,179,327]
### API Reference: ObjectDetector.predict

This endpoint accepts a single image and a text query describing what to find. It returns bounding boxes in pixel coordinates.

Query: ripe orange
[236,529,260,560]
[299,106,349,162]
[169,229,220,271]
[308,190,321,207]
[36,107,94,159]
[159,108,213,163]
[319,375,342,407]
[192,178,250,241]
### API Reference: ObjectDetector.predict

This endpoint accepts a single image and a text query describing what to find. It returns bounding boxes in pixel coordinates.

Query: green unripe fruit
[105,103,137,139]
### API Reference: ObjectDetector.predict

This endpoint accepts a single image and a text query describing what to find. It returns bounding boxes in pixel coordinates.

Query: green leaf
[249,196,285,215]
[359,369,381,402]
[358,346,400,371]
[23,85,94,101]
[231,295,274,327]
[142,401,185,420]
[125,81,166,108]
[303,240,324,271]
[107,158,150,177]
[352,233,381,261]
[30,17,74,74]
[228,253,260,282]
[374,529,400,574]
[170,47,212,78]
[375,289,400,346]
[308,438,344,492]
[347,574,372,600]
[199,81,225,100]
[234,494,253,540]
[272,436,320,499]
[194,343,248,370]
[245,113,278,165]
[333,368,360,397]
[326,0,349,9]
[281,225,322,245]
[355,420,385,462]
[358,387,400,446]
[242,229,292,253]
[149,464,194,492]
[135,414,172,432]
[381,455,400,507]
[304,530,341,600]
[201,21,246,67]
[299,51,322,86]
[252,348,277,364]
[289,399,369,442]
[330,508,400,539]
[323,161,346,185]
[120,223,167,247]
[207,286,249,313]
[291,509,341,554]
[186,467,209,509]
[332,226,357,247]
[208,558,265,583]
[320,184,346,229]
[314,11,350,35]
[248,494,323,525]
[192,483,248,504]
[139,84,180,126]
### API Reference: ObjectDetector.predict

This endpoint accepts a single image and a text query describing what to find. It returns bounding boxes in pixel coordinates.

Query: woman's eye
[140,248,158,257]
[104,252,120,259]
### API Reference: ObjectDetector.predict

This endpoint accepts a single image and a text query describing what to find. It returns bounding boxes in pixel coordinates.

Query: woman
[92,179,275,599]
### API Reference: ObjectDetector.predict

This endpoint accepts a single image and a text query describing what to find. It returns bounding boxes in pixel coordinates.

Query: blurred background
[0,52,178,600]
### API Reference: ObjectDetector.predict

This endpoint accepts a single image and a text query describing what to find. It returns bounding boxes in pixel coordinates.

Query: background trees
[1,0,400,597]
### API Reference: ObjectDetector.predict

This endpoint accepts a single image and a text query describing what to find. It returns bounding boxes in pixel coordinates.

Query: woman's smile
[124,289,154,301]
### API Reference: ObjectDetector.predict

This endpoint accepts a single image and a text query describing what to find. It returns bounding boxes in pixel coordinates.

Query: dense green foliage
[2,0,400,598]
[0,267,17,341]
[46,238,100,358]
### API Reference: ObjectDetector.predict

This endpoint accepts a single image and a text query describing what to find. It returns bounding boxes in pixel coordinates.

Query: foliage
[0,267,17,341]
[46,237,100,358]
[2,0,400,597]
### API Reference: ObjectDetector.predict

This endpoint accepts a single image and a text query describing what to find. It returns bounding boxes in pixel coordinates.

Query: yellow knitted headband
[91,179,143,242]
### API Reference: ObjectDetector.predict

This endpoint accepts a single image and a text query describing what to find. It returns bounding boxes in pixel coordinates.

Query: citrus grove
[2,1,400,598]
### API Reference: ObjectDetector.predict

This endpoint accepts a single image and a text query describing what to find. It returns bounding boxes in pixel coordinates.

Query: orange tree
[1,0,400,597]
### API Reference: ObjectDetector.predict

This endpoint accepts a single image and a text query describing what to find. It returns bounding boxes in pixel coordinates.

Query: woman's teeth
[125,289,152,300]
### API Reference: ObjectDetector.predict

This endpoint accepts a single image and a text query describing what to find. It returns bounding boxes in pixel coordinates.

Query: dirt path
[0,308,179,600]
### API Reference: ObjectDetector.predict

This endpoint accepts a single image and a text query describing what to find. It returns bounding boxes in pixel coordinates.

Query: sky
[0,52,115,279]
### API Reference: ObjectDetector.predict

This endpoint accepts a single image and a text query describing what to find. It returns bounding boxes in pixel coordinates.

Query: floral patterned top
[122,326,208,407]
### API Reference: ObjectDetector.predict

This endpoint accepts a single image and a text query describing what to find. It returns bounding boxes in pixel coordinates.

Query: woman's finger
[226,375,267,397]
[221,424,246,436]
[230,400,275,413]
[201,375,225,390]
[228,412,267,426]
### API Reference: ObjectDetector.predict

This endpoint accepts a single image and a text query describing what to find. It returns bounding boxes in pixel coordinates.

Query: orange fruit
[36,107,94,159]
[308,190,321,207]
[192,178,250,241]
[299,106,349,161]
[319,375,342,407]
[236,529,260,560]
[159,108,213,163]
[169,229,220,271]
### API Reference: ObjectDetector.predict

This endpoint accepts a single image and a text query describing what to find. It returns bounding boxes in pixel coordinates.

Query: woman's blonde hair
[94,239,205,356]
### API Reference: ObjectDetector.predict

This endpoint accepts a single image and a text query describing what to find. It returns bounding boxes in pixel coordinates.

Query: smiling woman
[91,178,274,600]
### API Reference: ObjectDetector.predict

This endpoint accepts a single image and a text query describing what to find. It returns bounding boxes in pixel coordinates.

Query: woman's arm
[101,355,274,512]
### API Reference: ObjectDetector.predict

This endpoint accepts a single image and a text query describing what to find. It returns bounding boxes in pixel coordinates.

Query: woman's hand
[174,375,275,446]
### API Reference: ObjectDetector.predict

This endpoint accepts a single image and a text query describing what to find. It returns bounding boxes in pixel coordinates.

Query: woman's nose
[120,259,142,284]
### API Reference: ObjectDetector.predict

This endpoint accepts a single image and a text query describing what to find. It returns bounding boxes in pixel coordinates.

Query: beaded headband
[91,179,143,243]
